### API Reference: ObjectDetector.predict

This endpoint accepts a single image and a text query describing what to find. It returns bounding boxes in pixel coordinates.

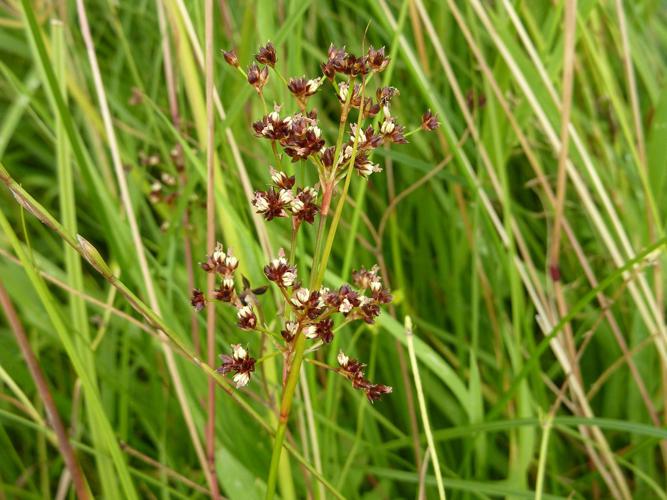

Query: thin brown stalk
[155,0,201,354]
[548,0,576,269]
[168,0,273,259]
[75,0,215,492]
[408,0,430,75]
[613,0,647,175]
[587,336,654,400]
[449,0,665,463]
[549,0,580,406]
[417,447,432,500]
[402,0,660,453]
[218,0,234,40]
[408,1,630,495]
[0,164,343,498]
[0,393,41,424]
[501,0,667,358]
[0,281,89,500]
[204,0,221,497]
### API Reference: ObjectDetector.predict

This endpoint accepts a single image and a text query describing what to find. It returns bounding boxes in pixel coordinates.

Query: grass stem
[405,316,446,500]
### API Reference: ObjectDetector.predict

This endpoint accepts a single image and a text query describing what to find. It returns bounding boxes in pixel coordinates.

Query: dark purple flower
[223,49,239,68]
[365,383,393,403]
[290,287,326,320]
[281,320,298,342]
[321,45,347,79]
[255,42,277,67]
[201,243,239,276]
[380,117,408,144]
[291,187,319,224]
[337,351,392,403]
[367,46,389,72]
[304,318,333,343]
[270,168,296,190]
[352,265,381,290]
[213,277,235,303]
[376,86,399,106]
[421,110,440,131]
[288,77,322,106]
[190,289,205,311]
[264,254,297,288]
[236,305,257,331]
[247,63,269,92]
[252,188,293,220]
[217,344,256,388]
[252,110,289,140]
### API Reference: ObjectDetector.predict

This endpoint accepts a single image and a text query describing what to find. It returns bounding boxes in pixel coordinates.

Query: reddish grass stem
[155,0,200,354]
[204,0,221,497]
[0,281,90,500]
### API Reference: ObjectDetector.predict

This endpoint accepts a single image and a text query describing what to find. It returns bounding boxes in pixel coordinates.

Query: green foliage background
[1,0,666,498]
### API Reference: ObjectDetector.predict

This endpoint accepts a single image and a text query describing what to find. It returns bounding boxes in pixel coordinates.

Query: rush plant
[191,42,438,498]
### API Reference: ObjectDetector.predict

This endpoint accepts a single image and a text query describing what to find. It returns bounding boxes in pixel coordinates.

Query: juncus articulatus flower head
[255,42,277,67]
[217,344,256,388]
[205,40,438,407]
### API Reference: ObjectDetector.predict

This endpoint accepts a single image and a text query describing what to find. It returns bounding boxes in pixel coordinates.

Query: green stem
[309,214,327,287]
[271,141,283,169]
[534,413,553,500]
[315,171,352,288]
[265,332,307,500]
[315,80,367,288]
[289,222,298,264]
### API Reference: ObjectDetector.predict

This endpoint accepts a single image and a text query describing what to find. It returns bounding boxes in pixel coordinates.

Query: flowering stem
[304,358,339,373]
[270,141,282,168]
[314,82,367,289]
[265,331,306,500]
[259,91,268,114]
[314,163,354,289]
[266,80,368,500]
[289,221,298,263]
[331,77,354,169]
[271,66,289,86]
[309,213,327,287]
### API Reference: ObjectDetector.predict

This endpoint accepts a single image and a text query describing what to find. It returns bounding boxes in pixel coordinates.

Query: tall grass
[1,1,666,499]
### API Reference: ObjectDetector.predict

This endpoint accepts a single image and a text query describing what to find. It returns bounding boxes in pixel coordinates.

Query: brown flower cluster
[337,351,393,403]
[191,243,265,386]
[192,242,262,331]
[222,41,440,223]
[192,40,441,401]
[265,258,392,344]
[191,245,392,398]
[217,344,255,388]
[252,167,320,225]
[252,108,325,163]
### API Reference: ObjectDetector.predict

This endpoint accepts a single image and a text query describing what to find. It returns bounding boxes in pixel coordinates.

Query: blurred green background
[1,0,667,499]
